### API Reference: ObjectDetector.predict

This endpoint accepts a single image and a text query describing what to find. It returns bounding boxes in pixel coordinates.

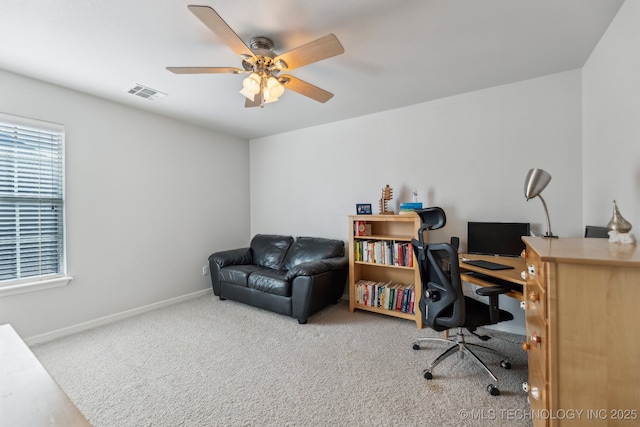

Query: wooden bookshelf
[348,214,424,328]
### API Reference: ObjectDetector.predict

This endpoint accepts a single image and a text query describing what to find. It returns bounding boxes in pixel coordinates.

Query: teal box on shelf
[399,202,423,211]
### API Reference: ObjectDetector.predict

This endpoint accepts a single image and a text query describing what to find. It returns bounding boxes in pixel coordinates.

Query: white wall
[251,70,583,243]
[251,70,584,334]
[583,0,640,230]
[0,69,251,339]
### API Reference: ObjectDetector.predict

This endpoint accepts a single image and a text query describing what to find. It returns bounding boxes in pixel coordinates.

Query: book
[399,202,423,211]
[355,221,371,236]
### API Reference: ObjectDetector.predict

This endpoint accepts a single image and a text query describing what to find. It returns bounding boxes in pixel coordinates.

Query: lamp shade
[242,73,261,94]
[524,168,551,200]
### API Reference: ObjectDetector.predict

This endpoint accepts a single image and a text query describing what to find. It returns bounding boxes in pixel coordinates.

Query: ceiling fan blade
[274,34,344,71]
[166,67,244,74]
[187,5,255,59]
[280,75,334,103]
[244,90,263,108]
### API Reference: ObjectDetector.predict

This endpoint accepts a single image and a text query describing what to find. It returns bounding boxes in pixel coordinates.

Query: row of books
[355,280,416,314]
[353,239,414,267]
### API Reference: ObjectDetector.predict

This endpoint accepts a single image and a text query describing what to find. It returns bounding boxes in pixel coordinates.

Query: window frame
[0,113,72,297]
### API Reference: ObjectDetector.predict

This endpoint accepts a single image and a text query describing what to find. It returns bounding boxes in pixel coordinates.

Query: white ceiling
[0,0,625,140]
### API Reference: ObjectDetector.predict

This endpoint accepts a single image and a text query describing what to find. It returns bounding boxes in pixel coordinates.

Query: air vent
[126,84,167,101]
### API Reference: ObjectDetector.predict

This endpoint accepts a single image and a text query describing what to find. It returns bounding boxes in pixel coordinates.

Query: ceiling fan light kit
[167,5,344,108]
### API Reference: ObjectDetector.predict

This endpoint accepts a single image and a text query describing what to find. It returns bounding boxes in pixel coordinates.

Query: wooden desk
[522,237,640,427]
[459,253,526,301]
[0,324,90,426]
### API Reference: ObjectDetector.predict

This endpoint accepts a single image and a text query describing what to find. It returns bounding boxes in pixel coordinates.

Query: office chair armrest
[475,285,510,297]
[475,285,510,324]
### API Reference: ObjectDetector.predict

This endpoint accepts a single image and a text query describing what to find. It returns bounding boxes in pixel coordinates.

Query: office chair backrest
[413,241,465,332]
[415,207,446,246]
[585,225,609,238]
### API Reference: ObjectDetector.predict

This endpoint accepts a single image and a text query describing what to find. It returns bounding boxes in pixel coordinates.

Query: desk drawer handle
[528,291,539,302]
[528,264,536,277]
[531,386,541,400]
[531,332,542,345]
[521,341,531,351]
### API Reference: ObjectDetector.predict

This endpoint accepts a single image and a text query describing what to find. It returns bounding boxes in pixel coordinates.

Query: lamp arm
[537,194,554,237]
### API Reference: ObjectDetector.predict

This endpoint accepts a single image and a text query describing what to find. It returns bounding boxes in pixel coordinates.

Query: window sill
[0,276,74,298]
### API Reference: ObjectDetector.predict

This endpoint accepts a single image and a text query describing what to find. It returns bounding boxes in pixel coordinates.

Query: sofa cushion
[219,265,264,287]
[250,234,294,270]
[283,237,345,270]
[247,269,290,297]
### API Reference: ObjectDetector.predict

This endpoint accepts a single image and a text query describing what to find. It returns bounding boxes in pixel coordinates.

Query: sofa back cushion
[283,237,345,270]
[250,234,294,270]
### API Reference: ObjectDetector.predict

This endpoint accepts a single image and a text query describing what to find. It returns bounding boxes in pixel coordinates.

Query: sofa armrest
[208,247,252,269]
[285,257,348,280]
[291,259,349,323]
[208,248,252,297]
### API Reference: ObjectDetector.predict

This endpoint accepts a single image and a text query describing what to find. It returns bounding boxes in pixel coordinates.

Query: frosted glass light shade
[242,73,261,94]
[239,87,255,101]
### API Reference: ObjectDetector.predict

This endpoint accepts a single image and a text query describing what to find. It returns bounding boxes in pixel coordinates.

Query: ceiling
[0,0,625,140]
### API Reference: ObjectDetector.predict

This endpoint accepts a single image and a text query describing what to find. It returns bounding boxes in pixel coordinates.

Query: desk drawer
[524,280,548,416]
[524,280,546,326]
[525,248,546,290]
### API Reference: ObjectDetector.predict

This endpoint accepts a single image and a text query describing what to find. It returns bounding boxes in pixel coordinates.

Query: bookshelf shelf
[354,261,415,270]
[348,214,425,328]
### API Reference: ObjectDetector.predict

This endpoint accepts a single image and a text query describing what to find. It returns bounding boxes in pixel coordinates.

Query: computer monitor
[467,222,530,258]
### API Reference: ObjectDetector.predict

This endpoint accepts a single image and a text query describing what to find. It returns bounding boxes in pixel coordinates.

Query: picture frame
[356,203,372,215]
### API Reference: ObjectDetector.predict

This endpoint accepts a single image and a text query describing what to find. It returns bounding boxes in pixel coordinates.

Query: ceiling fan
[167,5,345,108]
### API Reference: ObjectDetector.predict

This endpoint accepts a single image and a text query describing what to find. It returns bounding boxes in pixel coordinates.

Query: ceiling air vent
[126,84,167,101]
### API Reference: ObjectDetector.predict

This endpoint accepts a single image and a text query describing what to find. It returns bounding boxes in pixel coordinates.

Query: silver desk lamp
[524,168,558,238]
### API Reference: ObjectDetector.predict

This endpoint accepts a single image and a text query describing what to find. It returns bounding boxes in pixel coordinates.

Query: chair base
[412,328,511,396]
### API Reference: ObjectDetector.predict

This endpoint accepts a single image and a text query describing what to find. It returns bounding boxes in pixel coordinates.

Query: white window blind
[0,113,65,286]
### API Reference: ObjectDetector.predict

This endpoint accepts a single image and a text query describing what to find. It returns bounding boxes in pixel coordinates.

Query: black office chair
[411,208,513,396]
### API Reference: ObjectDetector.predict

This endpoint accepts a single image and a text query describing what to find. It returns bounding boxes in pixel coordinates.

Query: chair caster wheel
[487,384,500,396]
[423,371,433,380]
[500,360,511,370]
[412,343,420,350]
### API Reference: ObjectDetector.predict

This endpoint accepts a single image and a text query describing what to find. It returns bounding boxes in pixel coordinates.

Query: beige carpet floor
[31,294,532,426]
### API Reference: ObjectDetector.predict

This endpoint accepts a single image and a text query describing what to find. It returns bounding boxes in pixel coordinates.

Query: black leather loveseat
[208,234,348,324]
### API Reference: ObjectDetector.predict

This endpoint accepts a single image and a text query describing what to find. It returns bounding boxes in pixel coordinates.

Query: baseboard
[24,288,212,346]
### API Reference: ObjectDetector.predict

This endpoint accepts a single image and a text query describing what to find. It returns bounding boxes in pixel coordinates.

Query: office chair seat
[462,296,514,328]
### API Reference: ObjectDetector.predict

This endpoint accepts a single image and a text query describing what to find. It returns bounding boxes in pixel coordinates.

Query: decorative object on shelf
[354,221,371,236]
[356,203,372,215]
[607,200,635,244]
[379,184,394,215]
[399,202,423,215]
[524,168,557,238]
[412,187,419,203]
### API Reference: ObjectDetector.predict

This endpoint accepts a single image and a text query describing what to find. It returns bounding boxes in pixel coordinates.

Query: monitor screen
[467,222,530,257]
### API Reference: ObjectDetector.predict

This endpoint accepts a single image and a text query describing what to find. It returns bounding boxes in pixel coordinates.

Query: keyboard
[461,259,514,270]
[463,271,523,293]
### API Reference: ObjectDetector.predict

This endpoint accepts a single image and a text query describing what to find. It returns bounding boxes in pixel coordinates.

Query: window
[0,113,66,291]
